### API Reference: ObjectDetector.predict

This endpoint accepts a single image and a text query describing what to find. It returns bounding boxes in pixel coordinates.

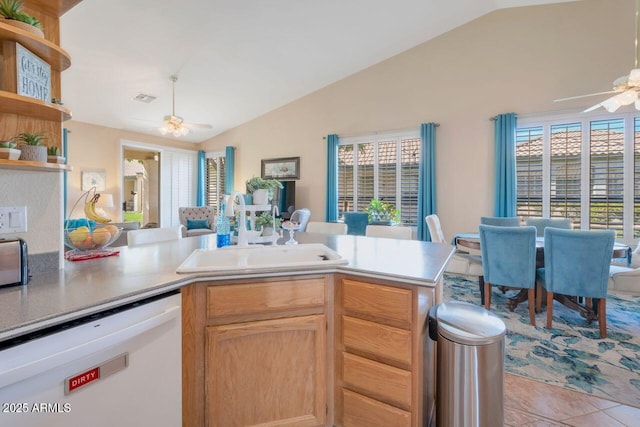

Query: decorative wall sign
[16,43,51,102]
[261,157,300,180]
[82,170,106,191]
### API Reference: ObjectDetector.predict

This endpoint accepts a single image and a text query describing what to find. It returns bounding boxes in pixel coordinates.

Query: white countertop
[0,232,454,341]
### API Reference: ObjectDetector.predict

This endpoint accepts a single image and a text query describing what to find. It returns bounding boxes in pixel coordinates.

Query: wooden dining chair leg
[586,297,592,312]
[478,275,485,305]
[598,298,607,338]
[484,282,492,310]
[528,288,535,326]
[535,282,542,313]
[546,290,554,329]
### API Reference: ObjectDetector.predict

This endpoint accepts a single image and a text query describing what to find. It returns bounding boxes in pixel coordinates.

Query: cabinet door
[206,315,326,427]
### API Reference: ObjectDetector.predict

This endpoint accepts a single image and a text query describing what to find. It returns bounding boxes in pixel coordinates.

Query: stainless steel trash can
[428,301,506,427]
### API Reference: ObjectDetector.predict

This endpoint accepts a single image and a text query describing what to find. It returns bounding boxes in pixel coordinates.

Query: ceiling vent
[133,93,156,103]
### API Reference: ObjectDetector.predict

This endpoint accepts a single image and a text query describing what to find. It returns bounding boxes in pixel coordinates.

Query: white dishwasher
[0,291,182,427]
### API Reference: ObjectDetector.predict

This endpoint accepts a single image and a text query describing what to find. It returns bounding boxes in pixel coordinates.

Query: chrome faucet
[271,205,282,245]
[224,192,248,247]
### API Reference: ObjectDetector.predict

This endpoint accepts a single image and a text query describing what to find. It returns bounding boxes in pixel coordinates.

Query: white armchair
[609,241,640,295]
[178,207,216,238]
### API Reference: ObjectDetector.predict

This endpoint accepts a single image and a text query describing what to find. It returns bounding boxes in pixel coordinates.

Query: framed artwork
[81,170,106,191]
[261,157,300,180]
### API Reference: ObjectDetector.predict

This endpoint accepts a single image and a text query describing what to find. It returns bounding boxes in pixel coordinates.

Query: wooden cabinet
[182,275,330,427]
[335,276,435,427]
[0,1,79,171]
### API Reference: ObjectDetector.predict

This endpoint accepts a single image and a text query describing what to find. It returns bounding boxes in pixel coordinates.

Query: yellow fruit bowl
[64,225,122,252]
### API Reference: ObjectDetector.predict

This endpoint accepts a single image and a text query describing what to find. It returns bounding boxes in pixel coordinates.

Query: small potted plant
[0,140,21,160]
[245,176,283,205]
[366,199,400,225]
[13,132,47,162]
[254,211,283,236]
[0,0,44,37]
[47,145,65,164]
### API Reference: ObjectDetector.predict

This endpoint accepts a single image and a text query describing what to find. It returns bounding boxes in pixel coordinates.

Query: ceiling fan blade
[184,122,213,130]
[553,90,620,102]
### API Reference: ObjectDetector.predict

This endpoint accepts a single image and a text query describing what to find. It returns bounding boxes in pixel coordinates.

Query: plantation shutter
[589,119,624,236]
[516,127,543,219]
[550,123,582,228]
[400,137,420,226]
[635,118,640,239]
[337,145,354,217]
[205,156,226,214]
[377,140,397,207]
[356,142,375,212]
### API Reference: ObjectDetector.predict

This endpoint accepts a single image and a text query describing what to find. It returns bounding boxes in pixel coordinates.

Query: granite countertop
[0,232,454,341]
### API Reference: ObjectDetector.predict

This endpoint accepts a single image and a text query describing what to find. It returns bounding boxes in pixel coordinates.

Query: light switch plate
[0,206,27,234]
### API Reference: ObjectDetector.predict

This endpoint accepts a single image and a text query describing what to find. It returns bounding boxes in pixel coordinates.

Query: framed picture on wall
[261,157,300,180]
[81,170,106,191]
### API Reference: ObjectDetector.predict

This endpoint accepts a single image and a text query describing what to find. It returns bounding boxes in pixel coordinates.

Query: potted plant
[0,0,44,37]
[254,211,282,236]
[13,132,47,162]
[0,140,20,160]
[47,145,65,164]
[366,199,400,225]
[245,176,283,205]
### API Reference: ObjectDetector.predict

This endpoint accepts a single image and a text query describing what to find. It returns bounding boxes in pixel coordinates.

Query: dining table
[452,232,631,320]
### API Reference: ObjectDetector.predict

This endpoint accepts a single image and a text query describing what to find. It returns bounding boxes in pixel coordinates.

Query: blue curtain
[325,134,339,222]
[494,113,517,217]
[224,146,235,195]
[417,123,436,241]
[196,150,205,206]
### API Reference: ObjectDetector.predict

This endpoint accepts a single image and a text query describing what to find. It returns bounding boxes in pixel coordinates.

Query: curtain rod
[489,113,518,121]
[323,123,439,139]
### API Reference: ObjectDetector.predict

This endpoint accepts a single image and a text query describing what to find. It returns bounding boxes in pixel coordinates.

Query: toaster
[0,238,29,287]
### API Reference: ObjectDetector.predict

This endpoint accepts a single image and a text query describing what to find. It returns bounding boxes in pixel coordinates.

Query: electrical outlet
[0,206,27,234]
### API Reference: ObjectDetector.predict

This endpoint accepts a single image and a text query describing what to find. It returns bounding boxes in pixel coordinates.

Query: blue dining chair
[479,224,537,325]
[537,228,614,338]
[343,212,369,236]
[524,218,572,237]
[480,216,521,227]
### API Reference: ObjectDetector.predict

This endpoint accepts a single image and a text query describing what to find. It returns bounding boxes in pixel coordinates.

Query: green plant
[254,211,282,231]
[245,176,283,200]
[366,199,400,224]
[0,0,42,29]
[13,132,46,146]
[47,145,60,156]
[0,141,17,149]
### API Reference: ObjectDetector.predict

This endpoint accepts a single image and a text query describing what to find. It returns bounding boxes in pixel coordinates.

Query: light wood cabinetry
[335,276,435,427]
[182,275,331,427]
[0,1,79,172]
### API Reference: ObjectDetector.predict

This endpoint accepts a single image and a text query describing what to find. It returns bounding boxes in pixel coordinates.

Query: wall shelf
[0,90,71,121]
[0,158,72,172]
[0,21,71,71]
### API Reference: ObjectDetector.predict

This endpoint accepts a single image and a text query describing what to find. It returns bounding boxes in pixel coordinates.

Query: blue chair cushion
[187,218,209,230]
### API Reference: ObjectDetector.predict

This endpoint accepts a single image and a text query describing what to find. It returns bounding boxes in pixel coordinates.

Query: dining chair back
[479,224,537,325]
[290,208,311,232]
[480,216,521,227]
[524,217,572,237]
[425,214,445,243]
[127,226,184,246]
[305,221,348,235]
[343,212,369,236]
[538,228,614,337]
[365,225,412,240]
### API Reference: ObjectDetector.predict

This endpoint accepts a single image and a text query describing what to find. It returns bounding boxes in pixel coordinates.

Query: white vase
[252,189,269,205]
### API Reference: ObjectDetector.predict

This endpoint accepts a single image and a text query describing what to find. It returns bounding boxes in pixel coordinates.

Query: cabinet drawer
[343,279,412,328]
[342,388,410,427]
[343,352,412,410]
[207,277,325,319]
[342,316,412,368]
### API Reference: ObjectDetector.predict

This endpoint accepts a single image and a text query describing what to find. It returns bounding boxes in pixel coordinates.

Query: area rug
[443,274,640,408]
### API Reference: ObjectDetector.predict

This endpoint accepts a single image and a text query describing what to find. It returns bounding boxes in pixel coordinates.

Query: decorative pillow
[187,219,209,230]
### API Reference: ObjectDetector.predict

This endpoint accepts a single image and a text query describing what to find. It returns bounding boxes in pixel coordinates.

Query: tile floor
[505,373,640,426]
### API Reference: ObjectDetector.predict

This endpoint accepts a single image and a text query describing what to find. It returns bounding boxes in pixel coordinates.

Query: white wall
[200,0,634,236]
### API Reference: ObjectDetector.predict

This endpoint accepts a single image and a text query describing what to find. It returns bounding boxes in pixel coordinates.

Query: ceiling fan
[554,0,640,113]
[158,75,212,137]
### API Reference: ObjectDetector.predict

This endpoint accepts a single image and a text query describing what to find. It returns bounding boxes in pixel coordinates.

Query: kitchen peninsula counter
[0,232,454,342]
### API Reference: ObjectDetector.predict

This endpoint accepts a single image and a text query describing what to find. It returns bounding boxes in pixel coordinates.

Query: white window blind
[337,130,421,227]
[205,155,226,214]
[516,127,543,219]
[550,123,582,229]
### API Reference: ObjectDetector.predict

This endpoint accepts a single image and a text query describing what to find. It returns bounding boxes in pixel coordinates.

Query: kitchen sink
[176,243,348,274]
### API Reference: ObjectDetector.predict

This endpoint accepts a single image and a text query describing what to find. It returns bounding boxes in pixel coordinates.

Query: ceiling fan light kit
[157,75,212,137]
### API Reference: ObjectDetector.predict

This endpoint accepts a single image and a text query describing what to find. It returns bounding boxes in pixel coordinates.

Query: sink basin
[176,243,348,274]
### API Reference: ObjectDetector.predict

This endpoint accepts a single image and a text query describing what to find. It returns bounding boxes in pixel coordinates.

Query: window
[205,152,226,214]
[517,111,639,241]
[337,131,421,226]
